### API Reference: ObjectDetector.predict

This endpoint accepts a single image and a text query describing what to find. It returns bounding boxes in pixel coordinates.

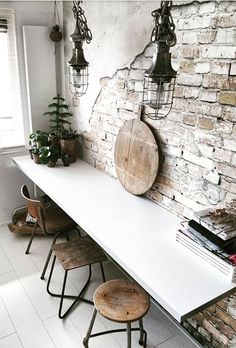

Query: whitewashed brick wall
[76,1,236,346]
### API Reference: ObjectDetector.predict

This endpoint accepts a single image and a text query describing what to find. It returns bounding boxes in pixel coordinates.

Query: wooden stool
[83,279,150,348]
[46,236,107,319]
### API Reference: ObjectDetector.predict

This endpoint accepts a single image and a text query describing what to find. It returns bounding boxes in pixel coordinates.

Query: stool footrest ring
[83,311,147,348]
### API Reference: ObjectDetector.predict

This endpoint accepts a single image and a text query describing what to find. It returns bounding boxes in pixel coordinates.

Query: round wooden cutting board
[114,106,159,195]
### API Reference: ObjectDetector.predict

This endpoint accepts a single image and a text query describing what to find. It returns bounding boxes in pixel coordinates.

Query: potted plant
[39,143,60,167]
[60,128,79,163]
[29,130,49,164]
[43,95,73,136]
[31,147,40,164]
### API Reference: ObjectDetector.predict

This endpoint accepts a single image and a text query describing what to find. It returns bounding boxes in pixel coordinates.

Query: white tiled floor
[0,225,201,348]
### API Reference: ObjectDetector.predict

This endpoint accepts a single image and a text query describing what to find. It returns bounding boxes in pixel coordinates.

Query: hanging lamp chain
[150,1,176,47]
[72,1,92,44]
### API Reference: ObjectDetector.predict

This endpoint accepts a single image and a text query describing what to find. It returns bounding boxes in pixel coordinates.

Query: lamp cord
[151,1,176,47]
[72,1,92,44]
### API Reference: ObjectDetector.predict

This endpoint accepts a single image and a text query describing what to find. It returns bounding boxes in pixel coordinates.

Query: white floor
[0,225,201,348]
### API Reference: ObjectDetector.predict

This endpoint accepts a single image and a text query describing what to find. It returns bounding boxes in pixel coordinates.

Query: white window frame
[0,7,25,151]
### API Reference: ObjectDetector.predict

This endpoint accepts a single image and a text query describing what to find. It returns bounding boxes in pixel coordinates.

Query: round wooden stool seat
[94,279,150,323]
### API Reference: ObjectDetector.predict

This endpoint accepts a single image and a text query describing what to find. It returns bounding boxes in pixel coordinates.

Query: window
[0,8,24,148]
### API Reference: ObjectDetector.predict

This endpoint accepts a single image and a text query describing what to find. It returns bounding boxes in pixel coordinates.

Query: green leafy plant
[43,95,73,136]
[39,144,60,166]
[29,130,49,148]
[61,128,79,140]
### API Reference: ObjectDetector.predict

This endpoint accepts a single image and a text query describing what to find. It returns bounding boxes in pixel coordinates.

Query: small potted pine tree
[43,95,73,157]
[43,94,73,135]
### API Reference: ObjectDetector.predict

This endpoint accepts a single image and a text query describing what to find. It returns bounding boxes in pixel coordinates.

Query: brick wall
[76,1,236,347]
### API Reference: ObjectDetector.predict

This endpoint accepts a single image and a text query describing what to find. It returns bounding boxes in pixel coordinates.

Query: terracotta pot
[60,139,77,163]
[32,153,40,164]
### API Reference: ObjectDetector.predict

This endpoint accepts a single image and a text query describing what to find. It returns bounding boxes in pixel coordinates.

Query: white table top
[13,155,236,323]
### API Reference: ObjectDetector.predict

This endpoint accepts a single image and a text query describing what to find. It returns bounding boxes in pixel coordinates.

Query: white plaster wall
[63,1,158,132]
[23,25,57,132]
[0,1,56,224]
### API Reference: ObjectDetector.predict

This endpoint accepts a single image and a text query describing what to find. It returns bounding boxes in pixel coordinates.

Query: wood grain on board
[114,117,159,195]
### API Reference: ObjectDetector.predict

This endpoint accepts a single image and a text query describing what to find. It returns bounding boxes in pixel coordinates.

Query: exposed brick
[221,178,236,194]
[79,3,236,345]
[180,60,194,73]
[198,144,214,157]
[214,148,232,163]
[178,15,212,30]
[203,319,229,346]
[232,154,236,167]
[199,2,216,14]
[205,171,220,185]
[216,307,236,331]
[219,92,236,106]
[198,103,222,118]
[183,114,197,126]
[198,116,215,130]
[218,300,228,311]
[199,326,212,342]
[218,2,236,13]
[215,28,236,44]
[222,106,236,123]
[202,46,236,59]
[177,73,202,87]
[174,86,184,98]
[195,61,211,74]
[213,13,236,28]
[229,63,236,76]
[223,138,236,151]
[215,121,233,135]
[211,61,230,75]
[183,87,199,99]
[203,74,229,89]
[196,131,223,147]
[200,90,217,103]
[198,30,217,44]
[181,46,201,58]
[182,31,199,44]
[217,163,235,178]
[183,151,214,169]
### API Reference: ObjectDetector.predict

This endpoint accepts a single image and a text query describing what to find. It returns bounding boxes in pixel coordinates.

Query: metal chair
[46,235,107,319]
[21,184,78,277]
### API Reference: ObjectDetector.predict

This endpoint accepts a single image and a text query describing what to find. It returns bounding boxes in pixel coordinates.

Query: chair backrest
[21,185,45,224]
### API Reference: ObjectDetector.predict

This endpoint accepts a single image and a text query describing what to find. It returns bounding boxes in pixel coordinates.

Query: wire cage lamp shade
[68,1,92,98]
[142,1,177,120]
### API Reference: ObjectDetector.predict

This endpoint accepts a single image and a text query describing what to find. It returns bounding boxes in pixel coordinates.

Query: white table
[13,155,236,323]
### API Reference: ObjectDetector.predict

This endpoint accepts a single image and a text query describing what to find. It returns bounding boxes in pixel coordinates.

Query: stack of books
[176,208,236,282]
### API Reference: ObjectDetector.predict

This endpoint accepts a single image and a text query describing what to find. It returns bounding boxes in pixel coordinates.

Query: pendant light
[142,1,177,120]
[68,1,92,98]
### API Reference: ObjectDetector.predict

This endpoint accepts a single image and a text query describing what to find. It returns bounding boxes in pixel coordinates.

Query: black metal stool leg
[25,222,38,254]
[100,262,106,282]
[46,255,57,294]
[83,308,97,348]
[47,261,93,319]
[127,322,131,348]
[41,232,64,280]
[139,318,147,347]
[58,270,68,319]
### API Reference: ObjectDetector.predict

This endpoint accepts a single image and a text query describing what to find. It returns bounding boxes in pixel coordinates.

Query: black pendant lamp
[142,1,177,120]
[68,1,92,98]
